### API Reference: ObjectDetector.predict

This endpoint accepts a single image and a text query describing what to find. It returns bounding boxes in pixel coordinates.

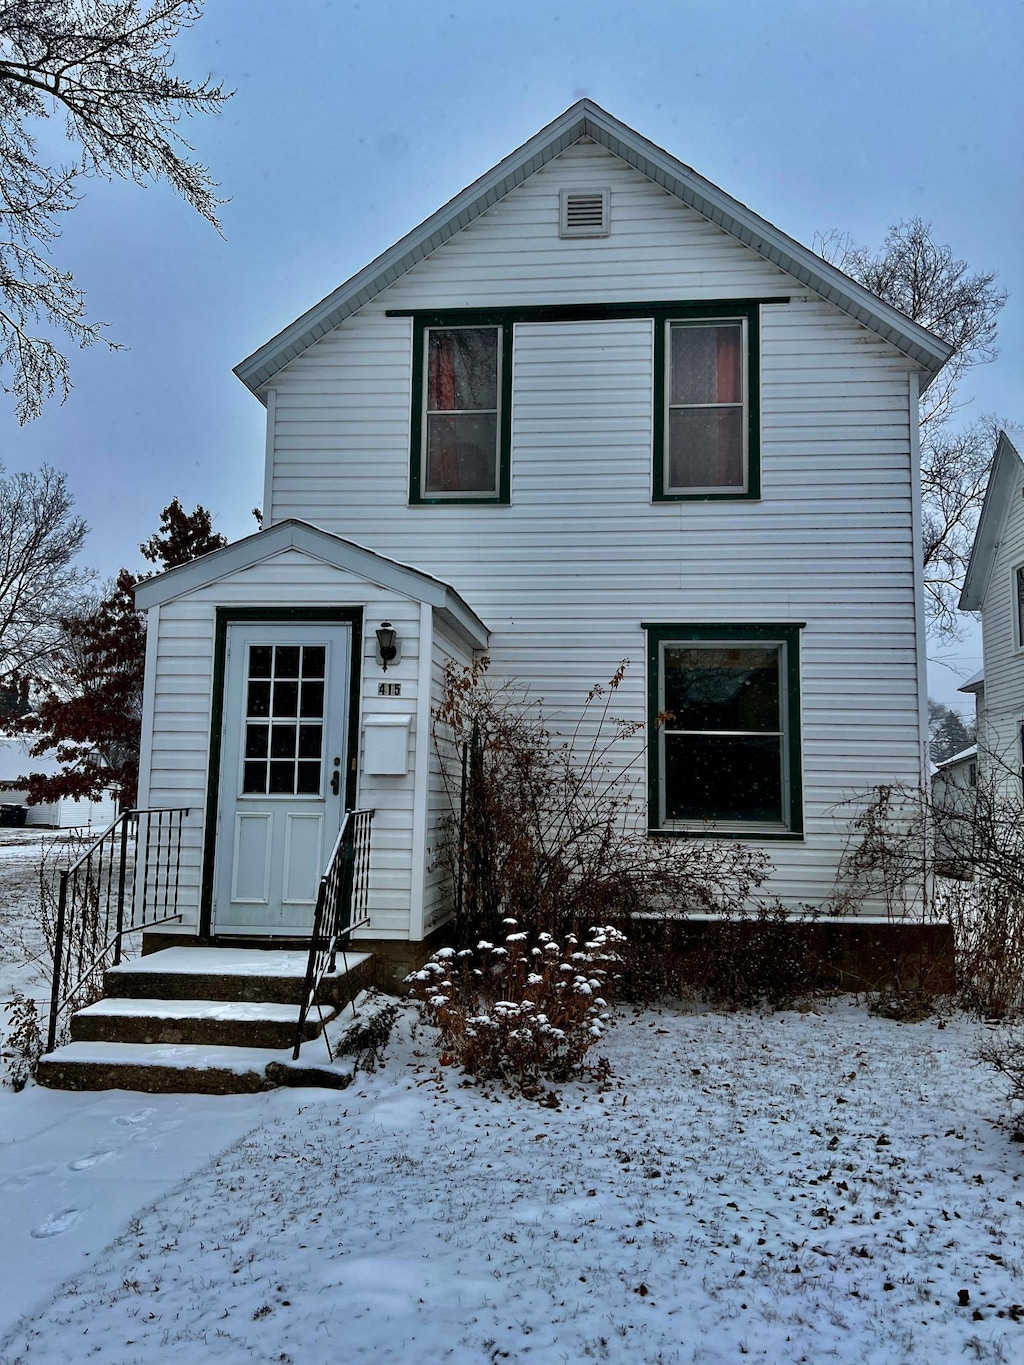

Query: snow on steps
[36,946,375,1094]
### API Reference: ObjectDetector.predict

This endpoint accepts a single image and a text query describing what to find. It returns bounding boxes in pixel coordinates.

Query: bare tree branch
[0,1,229,421]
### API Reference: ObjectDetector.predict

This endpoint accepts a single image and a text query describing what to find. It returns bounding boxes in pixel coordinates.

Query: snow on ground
[0,828,68,1060]
[2,836,1022,1362]
[1,1001,1021,1365]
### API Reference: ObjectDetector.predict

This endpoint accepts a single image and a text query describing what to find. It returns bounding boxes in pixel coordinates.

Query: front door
[213,623,351,934]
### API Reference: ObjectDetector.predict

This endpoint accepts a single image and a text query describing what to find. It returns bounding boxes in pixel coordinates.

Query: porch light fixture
[375,621,398,671]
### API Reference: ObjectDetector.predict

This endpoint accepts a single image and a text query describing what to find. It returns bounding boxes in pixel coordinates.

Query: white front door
[213,623,351,934]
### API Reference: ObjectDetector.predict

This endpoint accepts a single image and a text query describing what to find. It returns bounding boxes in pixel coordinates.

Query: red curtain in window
[428,332,460,491]
[712,325,742,483]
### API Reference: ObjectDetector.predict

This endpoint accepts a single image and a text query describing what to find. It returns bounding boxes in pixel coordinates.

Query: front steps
[37,946,375,1094]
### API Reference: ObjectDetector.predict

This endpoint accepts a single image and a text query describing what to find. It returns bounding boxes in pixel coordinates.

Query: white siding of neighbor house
[141,548,426,939]
[978,460,1024,788]
[257,141,925,914]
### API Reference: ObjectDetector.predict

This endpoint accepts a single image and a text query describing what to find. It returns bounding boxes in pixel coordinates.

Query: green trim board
[642,622,804,841]
[387,298,790,324]
[200,607,364,939]
[408,319,513,506]
[652,304,761,501]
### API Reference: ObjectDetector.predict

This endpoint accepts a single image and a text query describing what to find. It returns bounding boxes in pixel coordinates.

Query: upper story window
[653,303,761,502]
[1015,565,1024,647]
[409,320,512,504]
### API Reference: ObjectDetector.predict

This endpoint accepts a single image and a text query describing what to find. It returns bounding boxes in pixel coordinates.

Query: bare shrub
[2,991,42,1090]
[431,659,770,951]
[408,922,625,1084]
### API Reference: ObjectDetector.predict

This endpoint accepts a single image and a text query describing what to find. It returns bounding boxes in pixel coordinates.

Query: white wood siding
[261,141,924,914]
[142,549,425,939]
[979,461,1024,785]
[423,620,476,935]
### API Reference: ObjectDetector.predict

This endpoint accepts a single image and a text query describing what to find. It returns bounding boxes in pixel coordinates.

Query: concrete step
[104,947,373,1007]
[36,1041,285,1094]
[70,997,331,1050]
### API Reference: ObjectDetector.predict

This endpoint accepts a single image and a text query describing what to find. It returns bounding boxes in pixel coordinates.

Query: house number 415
[378,682,402,697]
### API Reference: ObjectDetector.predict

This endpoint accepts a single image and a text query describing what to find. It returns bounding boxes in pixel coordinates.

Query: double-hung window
[653,302,760,500]
[409,322,512,503]
[1015,566,1024,648]
[645,623,803,837]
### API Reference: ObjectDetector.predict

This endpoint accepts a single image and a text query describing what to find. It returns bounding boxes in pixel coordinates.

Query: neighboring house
[0,737,118,830]
[930,743,978,878]
[133,101,951,957]
[959,432,1024,793]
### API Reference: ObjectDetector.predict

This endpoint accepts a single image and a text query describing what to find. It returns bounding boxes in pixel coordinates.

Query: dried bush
[2,991,42,1090]
[832,773,1024,1019]
[407,922,625,1084]
[432,659,771,951]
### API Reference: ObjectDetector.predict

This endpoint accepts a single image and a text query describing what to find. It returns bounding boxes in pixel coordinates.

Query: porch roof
[134,519,490,649]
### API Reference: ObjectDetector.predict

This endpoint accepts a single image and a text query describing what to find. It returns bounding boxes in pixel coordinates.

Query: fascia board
[234,98,951,397]
[959,432,1023,610]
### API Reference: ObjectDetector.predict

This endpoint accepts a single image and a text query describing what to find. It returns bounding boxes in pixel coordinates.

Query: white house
[0,736,118,830]
[133,101,951,956]
[959,432,1024,791]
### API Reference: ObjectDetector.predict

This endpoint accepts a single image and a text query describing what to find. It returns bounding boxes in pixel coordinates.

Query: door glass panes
[242,644,326,795]
[661,644,785,825]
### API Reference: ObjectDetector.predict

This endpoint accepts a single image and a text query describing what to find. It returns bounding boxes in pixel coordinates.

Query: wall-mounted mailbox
[363,714,412,776]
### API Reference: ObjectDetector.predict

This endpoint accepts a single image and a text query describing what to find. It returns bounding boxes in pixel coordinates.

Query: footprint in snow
[1,1163,57,1192]
[68,1150,115,1171]
[112,1108,156,1128]
[30,1208,82,1238]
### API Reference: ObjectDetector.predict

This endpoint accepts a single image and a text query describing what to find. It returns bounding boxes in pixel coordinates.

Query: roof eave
[958,433,1023,611]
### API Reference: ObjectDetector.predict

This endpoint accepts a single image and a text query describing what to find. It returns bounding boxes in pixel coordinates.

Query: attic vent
[560,188,610,238]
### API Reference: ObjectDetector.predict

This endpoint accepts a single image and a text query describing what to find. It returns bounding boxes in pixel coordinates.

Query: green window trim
[408,317,513,506]
[643,622,804,841]
[652,303,761,502]
[394,299,786,508]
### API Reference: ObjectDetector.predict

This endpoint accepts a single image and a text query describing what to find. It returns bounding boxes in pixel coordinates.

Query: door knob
[330,771,340,796]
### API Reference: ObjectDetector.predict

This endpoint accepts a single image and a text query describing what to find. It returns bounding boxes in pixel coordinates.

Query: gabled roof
[934,743,978,771]
[234,100,952,398]
[958,668,985,694]
[134,520,490,649]
[959,432,1023,611]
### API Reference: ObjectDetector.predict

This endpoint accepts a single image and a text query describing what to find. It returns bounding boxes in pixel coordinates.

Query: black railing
[46,807,190,1052]
[292,808,374,1060]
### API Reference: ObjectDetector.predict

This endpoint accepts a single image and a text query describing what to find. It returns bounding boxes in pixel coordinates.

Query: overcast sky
[2,0,1020,711]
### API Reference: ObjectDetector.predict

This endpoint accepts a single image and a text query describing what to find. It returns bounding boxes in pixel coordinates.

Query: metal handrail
[46,807,190,1052]
[292,808,374,1060]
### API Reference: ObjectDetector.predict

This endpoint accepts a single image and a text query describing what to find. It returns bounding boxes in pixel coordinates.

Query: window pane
[1017,568,1024,645]
[269,761,294,794]
[248,646,273,678]
[425,413,498,493]
[271,724,296,759]
[298,724,322,758]
[246,680,271,718]
[296,761,321,795]
[302,646,325,679]
[272,680,298,717]
[244,723,269,759]
[242,762,266,794]
[670,323,742,405]
[300,680,324,718]
[667,407,744,490]
[664,647,780,732]
[274,646,301,678]
[428,328,498,411]
[665,734,783,824]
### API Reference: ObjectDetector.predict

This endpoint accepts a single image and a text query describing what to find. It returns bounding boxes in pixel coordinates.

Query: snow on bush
[408,922,625,1084]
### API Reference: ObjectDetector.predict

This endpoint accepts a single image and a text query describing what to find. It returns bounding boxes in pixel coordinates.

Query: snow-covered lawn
[2,835,1022,1363]
[1,1001,1021,1364]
